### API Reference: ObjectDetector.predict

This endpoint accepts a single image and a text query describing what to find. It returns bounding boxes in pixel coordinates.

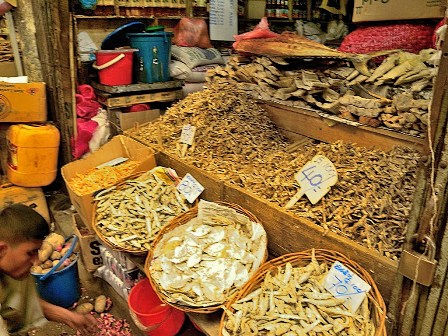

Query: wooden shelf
[73,14,208,20]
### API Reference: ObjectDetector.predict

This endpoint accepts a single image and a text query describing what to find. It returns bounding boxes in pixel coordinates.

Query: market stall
[2,1,448,335]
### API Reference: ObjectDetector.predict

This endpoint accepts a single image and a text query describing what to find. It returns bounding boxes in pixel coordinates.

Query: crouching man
[0,203,97,335]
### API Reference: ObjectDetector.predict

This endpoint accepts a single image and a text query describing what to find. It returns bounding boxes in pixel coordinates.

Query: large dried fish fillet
[233,32,359,60]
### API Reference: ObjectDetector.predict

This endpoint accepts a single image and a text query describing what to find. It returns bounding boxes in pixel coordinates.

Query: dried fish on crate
[221,251,379,336]
[125,83,420,260]
[149,200,267,308]
[93,168,190,254]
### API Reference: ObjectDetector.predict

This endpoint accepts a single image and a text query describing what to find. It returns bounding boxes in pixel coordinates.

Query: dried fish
[126,83,420,260]
[149,201,267,307]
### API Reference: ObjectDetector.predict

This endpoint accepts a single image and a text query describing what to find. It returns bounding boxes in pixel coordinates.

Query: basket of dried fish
[146,200,268,314]
[92,167,191,255]
[220,249,387,336]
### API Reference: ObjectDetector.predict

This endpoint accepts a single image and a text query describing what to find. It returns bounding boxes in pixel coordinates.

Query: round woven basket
[145,201,268,314]
[92,170,189,256]
[219,249,387,336]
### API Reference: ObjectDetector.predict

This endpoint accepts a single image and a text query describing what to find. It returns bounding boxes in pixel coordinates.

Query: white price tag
[176,173,204,203]
[295,154,338,204]
[180,125,196,146]
[324,261,371,313]
[96,157,129,169]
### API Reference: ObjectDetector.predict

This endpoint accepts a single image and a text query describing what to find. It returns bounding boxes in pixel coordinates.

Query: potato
[38,241,53,263]
[31,265,43,274]
[60,246,70,257]
[75,302,94,314]
[42,260,53,269]
[94,295,107,313]
[50,251,62,260]
[45,233,65,250]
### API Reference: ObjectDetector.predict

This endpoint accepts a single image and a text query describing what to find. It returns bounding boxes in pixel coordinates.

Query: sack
[173,18,212,49]
[339,23,436,55]
[171,46,225,70]
[170,61,216,82]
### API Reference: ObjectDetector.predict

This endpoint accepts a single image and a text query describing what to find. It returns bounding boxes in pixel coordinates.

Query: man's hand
[39,299,98,335]
[65,311,98,335]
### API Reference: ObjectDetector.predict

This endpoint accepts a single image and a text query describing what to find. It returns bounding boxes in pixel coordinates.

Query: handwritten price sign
[180,124,196,145]
[324,261,371,313]
[285,155,338,208]
[176,173,204,203]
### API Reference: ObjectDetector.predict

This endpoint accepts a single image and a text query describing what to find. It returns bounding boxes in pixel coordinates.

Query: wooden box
[155,151,398,303]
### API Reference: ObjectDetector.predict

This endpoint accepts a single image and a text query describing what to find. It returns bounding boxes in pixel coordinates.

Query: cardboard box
[0,184,50,223]
[353,0,444,22]
[247,0,266,19]
[61,135,157,228]
[0,82,47,122]
[72,213,103,272]
[98,90,183,108]
[0,62,18,77]
[114,109,160,131]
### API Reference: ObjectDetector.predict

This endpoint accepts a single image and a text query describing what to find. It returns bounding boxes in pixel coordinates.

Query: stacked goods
[31,233,77,274]
[126,83,420,260]
[220,249,386,335]
[207,51,436,136]
[147,200,267,312]
[92,167,190,254]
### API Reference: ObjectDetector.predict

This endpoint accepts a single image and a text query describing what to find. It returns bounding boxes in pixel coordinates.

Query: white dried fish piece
[186,252,202,267]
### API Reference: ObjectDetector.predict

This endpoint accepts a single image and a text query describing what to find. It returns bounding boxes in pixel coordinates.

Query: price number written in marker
[180,124,196,146]
[285,155,338,208]
[324,261,371,313]
[176,173,204,203]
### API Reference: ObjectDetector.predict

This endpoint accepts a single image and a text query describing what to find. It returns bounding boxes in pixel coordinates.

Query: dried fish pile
[221,253,377,335]
[149,200,267,308]
[93,169,190,253]
[0,37,13,62]
[207,50,437,136]
[126,83,420,260]
[68,160,140,195]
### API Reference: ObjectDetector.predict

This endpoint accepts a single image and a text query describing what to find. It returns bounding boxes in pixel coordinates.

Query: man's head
[0,204,50,280]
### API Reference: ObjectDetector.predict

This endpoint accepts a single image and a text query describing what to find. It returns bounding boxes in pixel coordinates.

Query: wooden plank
[97,89,182,107]
[222,183,398,303]
[91,79,183,94]
[264,102,426,153]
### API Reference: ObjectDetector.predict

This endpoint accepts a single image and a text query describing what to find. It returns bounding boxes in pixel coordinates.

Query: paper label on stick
[177,173,204,203]
[180,125,196,145]
[324,261,371,313]
[295,154,338,204]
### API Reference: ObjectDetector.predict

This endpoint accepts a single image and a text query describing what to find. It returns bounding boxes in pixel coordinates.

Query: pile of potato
[31,233,78,274]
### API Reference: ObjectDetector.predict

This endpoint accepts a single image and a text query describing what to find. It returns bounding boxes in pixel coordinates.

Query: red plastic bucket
[128,278,185,336]
[93,49,136,86]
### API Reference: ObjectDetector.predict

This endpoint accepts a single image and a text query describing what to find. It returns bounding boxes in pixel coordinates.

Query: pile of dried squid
[126,83,420,260]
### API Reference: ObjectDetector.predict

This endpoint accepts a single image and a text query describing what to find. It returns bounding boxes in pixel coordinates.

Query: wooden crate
[264,102,426,153]
[153,151,398,303]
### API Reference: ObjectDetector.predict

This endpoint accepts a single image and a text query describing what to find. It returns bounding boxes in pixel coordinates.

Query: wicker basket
[219,249,387,336]
[145,201,268,314]
[92,170,189,256]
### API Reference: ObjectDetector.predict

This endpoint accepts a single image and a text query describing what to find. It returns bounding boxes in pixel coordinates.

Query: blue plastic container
[32,235,80,308]
[128,32,173,83]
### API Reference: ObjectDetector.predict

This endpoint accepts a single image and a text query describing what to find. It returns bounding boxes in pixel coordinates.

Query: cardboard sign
[180,124,196,146]
[285,155,338,208]
[297,154,338,204]
[177,173,204,203]
[324,261,371,313]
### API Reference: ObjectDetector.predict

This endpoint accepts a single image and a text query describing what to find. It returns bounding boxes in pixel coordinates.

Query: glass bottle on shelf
[275,0,282,18]
[283,0,289,18]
